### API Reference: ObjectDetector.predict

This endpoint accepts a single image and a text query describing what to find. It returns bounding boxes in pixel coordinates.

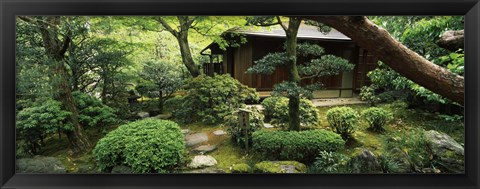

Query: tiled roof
[231,24,351,41]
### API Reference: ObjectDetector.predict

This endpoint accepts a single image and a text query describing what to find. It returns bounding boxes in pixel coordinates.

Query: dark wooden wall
[222,35,373,91]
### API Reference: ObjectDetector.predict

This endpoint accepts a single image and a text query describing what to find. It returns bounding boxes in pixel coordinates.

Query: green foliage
[173,74,259,124]
[72,91,118,131]
[261,96,319,128]
[246,52,288,74]
[381,128,430,169]
[326,107,360,140]
[224,106,264,148]
[309,151,349,173]
[16,99,72,154]
[363,16,464,107]
[252,130,345,163]
[359,86,380,106]
[378,155,401,173]
[361,107,393,132]
[92,119,185,173]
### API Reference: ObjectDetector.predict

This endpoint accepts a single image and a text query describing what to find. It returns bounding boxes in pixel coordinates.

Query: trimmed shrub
[261,96,319,128]
[361,107,393,132]
[73,91,118,131]
[92,119,185,173]
[252,130,345,163]
[309,151,349,173]
[173,74,259,124]
[224,106,264,148]
[326,107,359,140]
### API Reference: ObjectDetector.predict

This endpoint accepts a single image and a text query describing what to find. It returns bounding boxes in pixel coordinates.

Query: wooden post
[238,108,252,152]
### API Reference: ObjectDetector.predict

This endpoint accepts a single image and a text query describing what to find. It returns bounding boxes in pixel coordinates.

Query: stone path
[183,129,228,173]
[247,97,366,110]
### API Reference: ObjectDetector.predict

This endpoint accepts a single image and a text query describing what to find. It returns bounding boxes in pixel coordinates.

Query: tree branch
[276,16,288,31]
[156,17,178,37]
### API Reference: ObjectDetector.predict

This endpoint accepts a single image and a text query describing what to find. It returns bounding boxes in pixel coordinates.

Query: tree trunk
[285,18,302,131]
[177,31,201,77]
[303,16,464,106]
[35,16,91,153]
[159,90,164,114]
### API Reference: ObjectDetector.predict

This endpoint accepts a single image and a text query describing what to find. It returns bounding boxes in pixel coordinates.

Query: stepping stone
[181,129,191,135]
[137,112,149,119]
[264,123,274,128]
[153,113,172,119]
[212,130,226,136]
[185,132,208,147]
[188,155,218,168]
[193,145,217,154]
[184,167,225,173]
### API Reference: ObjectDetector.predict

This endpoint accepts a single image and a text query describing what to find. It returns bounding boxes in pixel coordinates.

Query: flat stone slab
[212,130,226,136]
[184,167,225,173]
[193,145,217,154]
[264,123,274,128]
[153,113,172,119]
[188,155,218,168]
[181,129,191,135]
[185,132,208,147]
[17,156,66,173]
[137,111,150,119]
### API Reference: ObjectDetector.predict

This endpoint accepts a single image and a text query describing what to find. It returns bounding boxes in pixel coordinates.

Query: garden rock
[254,161,307,173]
[154,113,172,119]
[184,167,225,173]
[77,163,97,173]
[347,149,383,173]
[188,155,218,168]
[185,132,209,147]
[111,165,134,173]
[137,111,150,119]
[16,156,66,173]
[263,123,274,128]
[181,129,191,135]
[193,145,217,154]
[213,130,226,136]
[425,130,464,173]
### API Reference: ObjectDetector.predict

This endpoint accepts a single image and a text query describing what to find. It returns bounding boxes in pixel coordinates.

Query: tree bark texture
[303,16,464,105]
[438,30,464,51]
[285,18,302,131]
[36,16,91,153]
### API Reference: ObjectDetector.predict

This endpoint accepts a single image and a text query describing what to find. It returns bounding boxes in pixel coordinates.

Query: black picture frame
[1,0,479,188]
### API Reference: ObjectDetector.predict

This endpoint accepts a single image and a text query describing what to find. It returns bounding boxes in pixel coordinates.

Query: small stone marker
[213,130,226,136]
[185,132,208,147]
[238,108,252,152]
[193,144,217,154]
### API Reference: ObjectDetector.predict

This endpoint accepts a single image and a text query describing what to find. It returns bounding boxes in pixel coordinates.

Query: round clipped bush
[92,119,185,173]
[261,96,319,128]
[362,107,393,132]
[326,107,359,140]
[252,130,345,163]
[173,74,259,125]
[224,106,264,148]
